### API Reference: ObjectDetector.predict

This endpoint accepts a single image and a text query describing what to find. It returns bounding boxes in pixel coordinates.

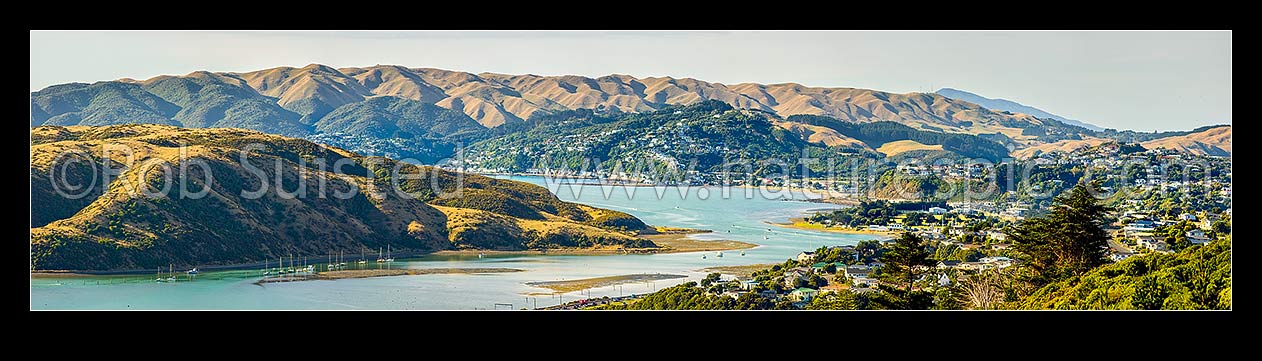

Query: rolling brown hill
[30,125,652,271]
[1010,137,1113,159]
[34,64,1072,147]
[1141,125,1232,156]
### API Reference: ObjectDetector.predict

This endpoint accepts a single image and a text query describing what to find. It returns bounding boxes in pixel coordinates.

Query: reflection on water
[31,176,881,310]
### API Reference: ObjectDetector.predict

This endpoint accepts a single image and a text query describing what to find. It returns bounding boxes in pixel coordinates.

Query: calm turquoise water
[30,177,880,310]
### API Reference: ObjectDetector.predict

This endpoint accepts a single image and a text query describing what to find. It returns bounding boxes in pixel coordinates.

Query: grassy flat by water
[435,228,756,257]
[526,273,687,293]
[773,218,899,237]
[699,264,777,279]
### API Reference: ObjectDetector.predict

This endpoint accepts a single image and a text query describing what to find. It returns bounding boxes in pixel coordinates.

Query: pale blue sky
[29,30,1230,132]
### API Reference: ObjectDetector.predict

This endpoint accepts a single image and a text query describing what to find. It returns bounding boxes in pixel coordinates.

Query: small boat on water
[740,250,746,256]
[478,253,485,259]
[716,251,723,258]
[186,268,199,275]
[702,255,707,259]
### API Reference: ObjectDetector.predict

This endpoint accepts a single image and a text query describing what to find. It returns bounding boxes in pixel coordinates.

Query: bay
[30,176,881,310]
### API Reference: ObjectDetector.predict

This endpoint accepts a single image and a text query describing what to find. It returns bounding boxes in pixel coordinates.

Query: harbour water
[30,177,882,310]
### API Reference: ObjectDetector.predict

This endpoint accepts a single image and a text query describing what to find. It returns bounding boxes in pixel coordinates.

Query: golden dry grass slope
[90,64,1058,136]
[30,125,653,271]
[1141,125,1232,156]
[1011,136,1113,159]
[875,140,944,157]
[774,120,870,149]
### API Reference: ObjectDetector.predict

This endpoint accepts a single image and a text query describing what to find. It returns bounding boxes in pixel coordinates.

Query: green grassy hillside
[1017,238,1231,310]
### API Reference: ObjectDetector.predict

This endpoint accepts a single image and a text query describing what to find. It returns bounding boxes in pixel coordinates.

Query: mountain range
[30,125,653,271]
[935,88,1103,131]
[30,64,1229,163]
[31,65,1087,147]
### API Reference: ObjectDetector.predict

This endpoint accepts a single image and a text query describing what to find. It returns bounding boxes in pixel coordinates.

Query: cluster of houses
[304,132,434,161]
[1119,210,1221,254]
[897,162,988,179]
[713,248,885,305]
[812,204,1017,251]
[936,256,1015,271]
[1027,143,1231,195]
[723,246,1020,307]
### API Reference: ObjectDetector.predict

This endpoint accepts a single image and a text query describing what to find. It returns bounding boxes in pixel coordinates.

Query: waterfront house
[797,251,816,263]
[740,280,760,290]
[928,207,948,214]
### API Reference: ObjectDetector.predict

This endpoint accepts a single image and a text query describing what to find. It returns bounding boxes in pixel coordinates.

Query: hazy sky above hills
[30,30,1230,132]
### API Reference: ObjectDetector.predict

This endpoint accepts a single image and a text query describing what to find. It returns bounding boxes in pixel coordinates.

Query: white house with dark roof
[844,265,871,279]
[796,251,816,263]
[1186,229,1211,245]
[1136,236,1169,252]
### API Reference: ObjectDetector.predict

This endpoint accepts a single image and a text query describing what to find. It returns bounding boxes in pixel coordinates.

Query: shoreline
[699,264,777,280]
[255,268,523,284]
[475,172,866,205]
[769,218,900,237]
[32,233,756,277]
[30,250,433,277]
[435,227,755,257]
[434,234,757,257]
